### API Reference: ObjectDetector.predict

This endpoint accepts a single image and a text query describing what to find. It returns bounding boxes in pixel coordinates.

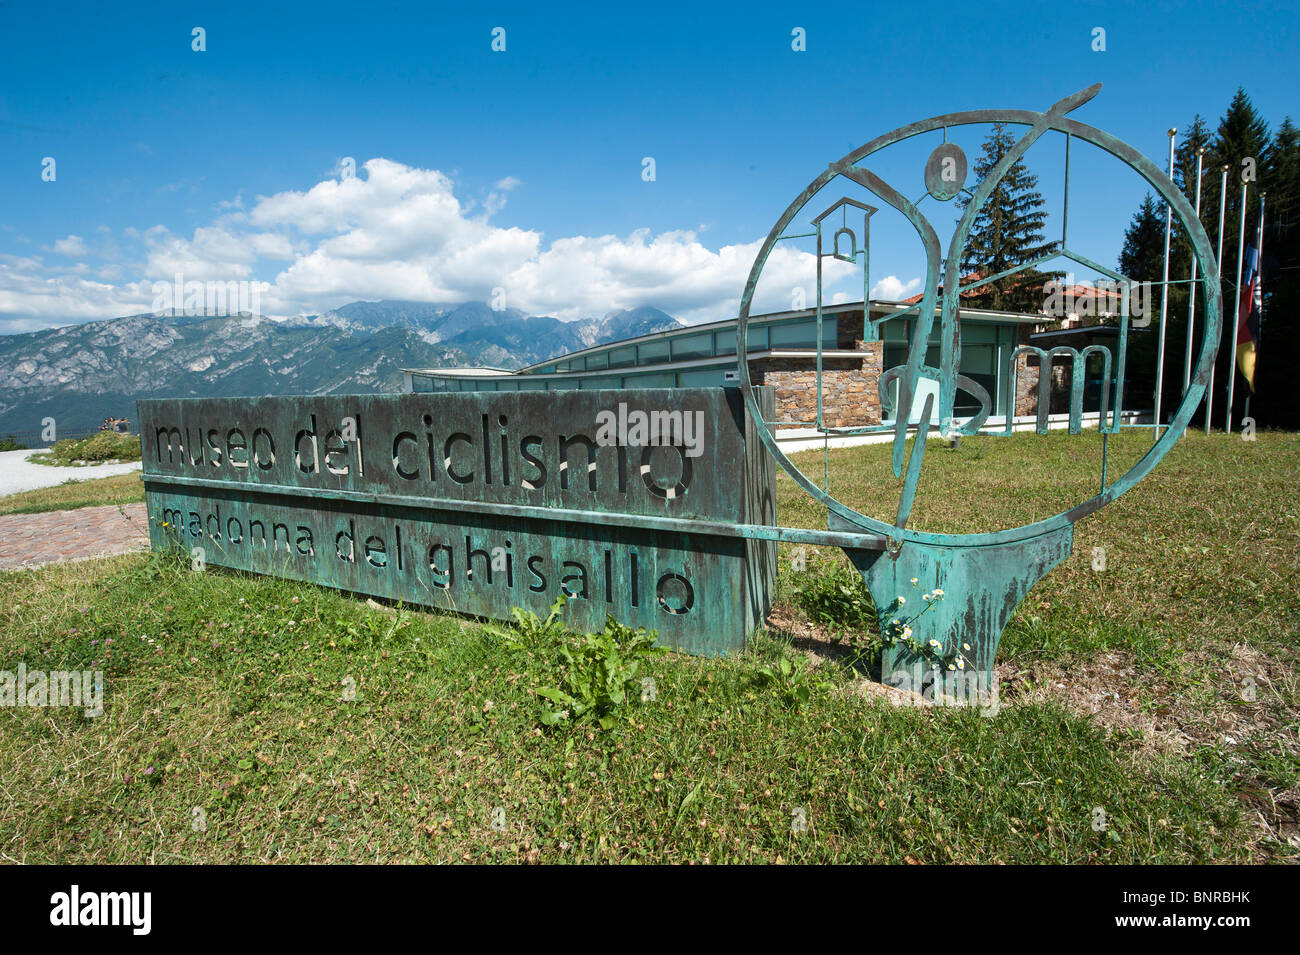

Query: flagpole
[1226,178,1248,434]
[1153,127,1176,441]
[1205,164,1229,435]
[1183,147,1205,395]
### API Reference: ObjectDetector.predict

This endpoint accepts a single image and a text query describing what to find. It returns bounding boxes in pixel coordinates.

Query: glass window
[637,339,670,364]
[881,318,945,345]
[671,334,713,360]
[626,371,674,388]
[769,319,818,347]
[881,318,909,342]
[580,376,620,390]
[584,351,609,370]
[960,344,996,376]
[883,339,942,368]
[678,368,724,387]
[745,325,769,351]
[518,378,548,390]
[715,330,737,355]
[822,317,839,348]
[608,346,636,369]
[411,374,434,393]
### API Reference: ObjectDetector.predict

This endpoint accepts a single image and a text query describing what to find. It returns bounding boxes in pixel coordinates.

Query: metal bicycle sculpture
[736,84,1221,693]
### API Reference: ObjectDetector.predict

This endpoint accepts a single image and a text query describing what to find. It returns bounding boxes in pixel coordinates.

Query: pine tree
[1115,194,1166,409]
[1265,117,1299,268]
[957,123,1061,313]
[1115,90,1298,427]
[1207,88,1271,275]
[1257,117,1300,422]
[1119,194,1166,282]
[1175,115,1213,198]
[1157,115,1214,414]
[1171,114,1213,278]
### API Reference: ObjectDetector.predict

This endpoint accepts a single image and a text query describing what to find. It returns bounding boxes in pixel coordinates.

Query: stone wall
[1014,352,1074,418]
[1014,353,1040,417]
[834,309,868,350]
[750,340,883,428]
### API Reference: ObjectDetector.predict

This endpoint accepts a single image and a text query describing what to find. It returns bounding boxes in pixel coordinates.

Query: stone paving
[0,503,150,570]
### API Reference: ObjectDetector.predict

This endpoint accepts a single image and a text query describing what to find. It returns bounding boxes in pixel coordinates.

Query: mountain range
[0,301,683,439]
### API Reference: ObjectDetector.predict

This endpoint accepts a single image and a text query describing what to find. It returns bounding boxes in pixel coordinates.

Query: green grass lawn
[0,429,1295,863]
[0,472,144,517]
[777,429,1299,655]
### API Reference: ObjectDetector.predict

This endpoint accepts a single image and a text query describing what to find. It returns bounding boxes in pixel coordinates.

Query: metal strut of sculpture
[734,84,1222,694]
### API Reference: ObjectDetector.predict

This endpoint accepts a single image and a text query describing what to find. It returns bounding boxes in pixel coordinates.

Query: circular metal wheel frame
[734,101,1222,548]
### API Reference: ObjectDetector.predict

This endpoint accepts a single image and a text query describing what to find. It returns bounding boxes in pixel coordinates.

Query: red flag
[1236,209,1263,392]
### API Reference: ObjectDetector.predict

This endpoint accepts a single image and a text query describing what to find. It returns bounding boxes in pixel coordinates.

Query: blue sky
[1,0,1296,332]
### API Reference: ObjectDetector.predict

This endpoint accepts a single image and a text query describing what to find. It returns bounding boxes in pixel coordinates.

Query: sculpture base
[832,515,1074,696]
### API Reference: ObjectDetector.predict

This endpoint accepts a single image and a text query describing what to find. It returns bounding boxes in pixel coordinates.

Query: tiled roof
[901,275,1122,307]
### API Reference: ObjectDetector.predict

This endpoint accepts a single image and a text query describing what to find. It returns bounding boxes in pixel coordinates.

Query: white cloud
[140,224,257,281]
[504,229,843,322]
[871,275,923,301]
[1,157,858,329]
[0,254,154,332]
[245,233,296,260]
[50,235,87,257]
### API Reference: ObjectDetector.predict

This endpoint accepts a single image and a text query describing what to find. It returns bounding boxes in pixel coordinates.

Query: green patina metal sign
[137,389,777,655]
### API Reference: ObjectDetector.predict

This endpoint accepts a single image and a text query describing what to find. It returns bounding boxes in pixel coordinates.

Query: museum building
[400,299,1126,436]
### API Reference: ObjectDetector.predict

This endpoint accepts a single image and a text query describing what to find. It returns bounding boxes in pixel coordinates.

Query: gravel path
[0,448,142,497]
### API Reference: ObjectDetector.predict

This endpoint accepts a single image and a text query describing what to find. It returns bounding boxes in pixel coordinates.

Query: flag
[1236,208,1263,392]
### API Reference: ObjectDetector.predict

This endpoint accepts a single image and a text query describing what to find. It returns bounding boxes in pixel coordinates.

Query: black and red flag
[1235,205,1264,392]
